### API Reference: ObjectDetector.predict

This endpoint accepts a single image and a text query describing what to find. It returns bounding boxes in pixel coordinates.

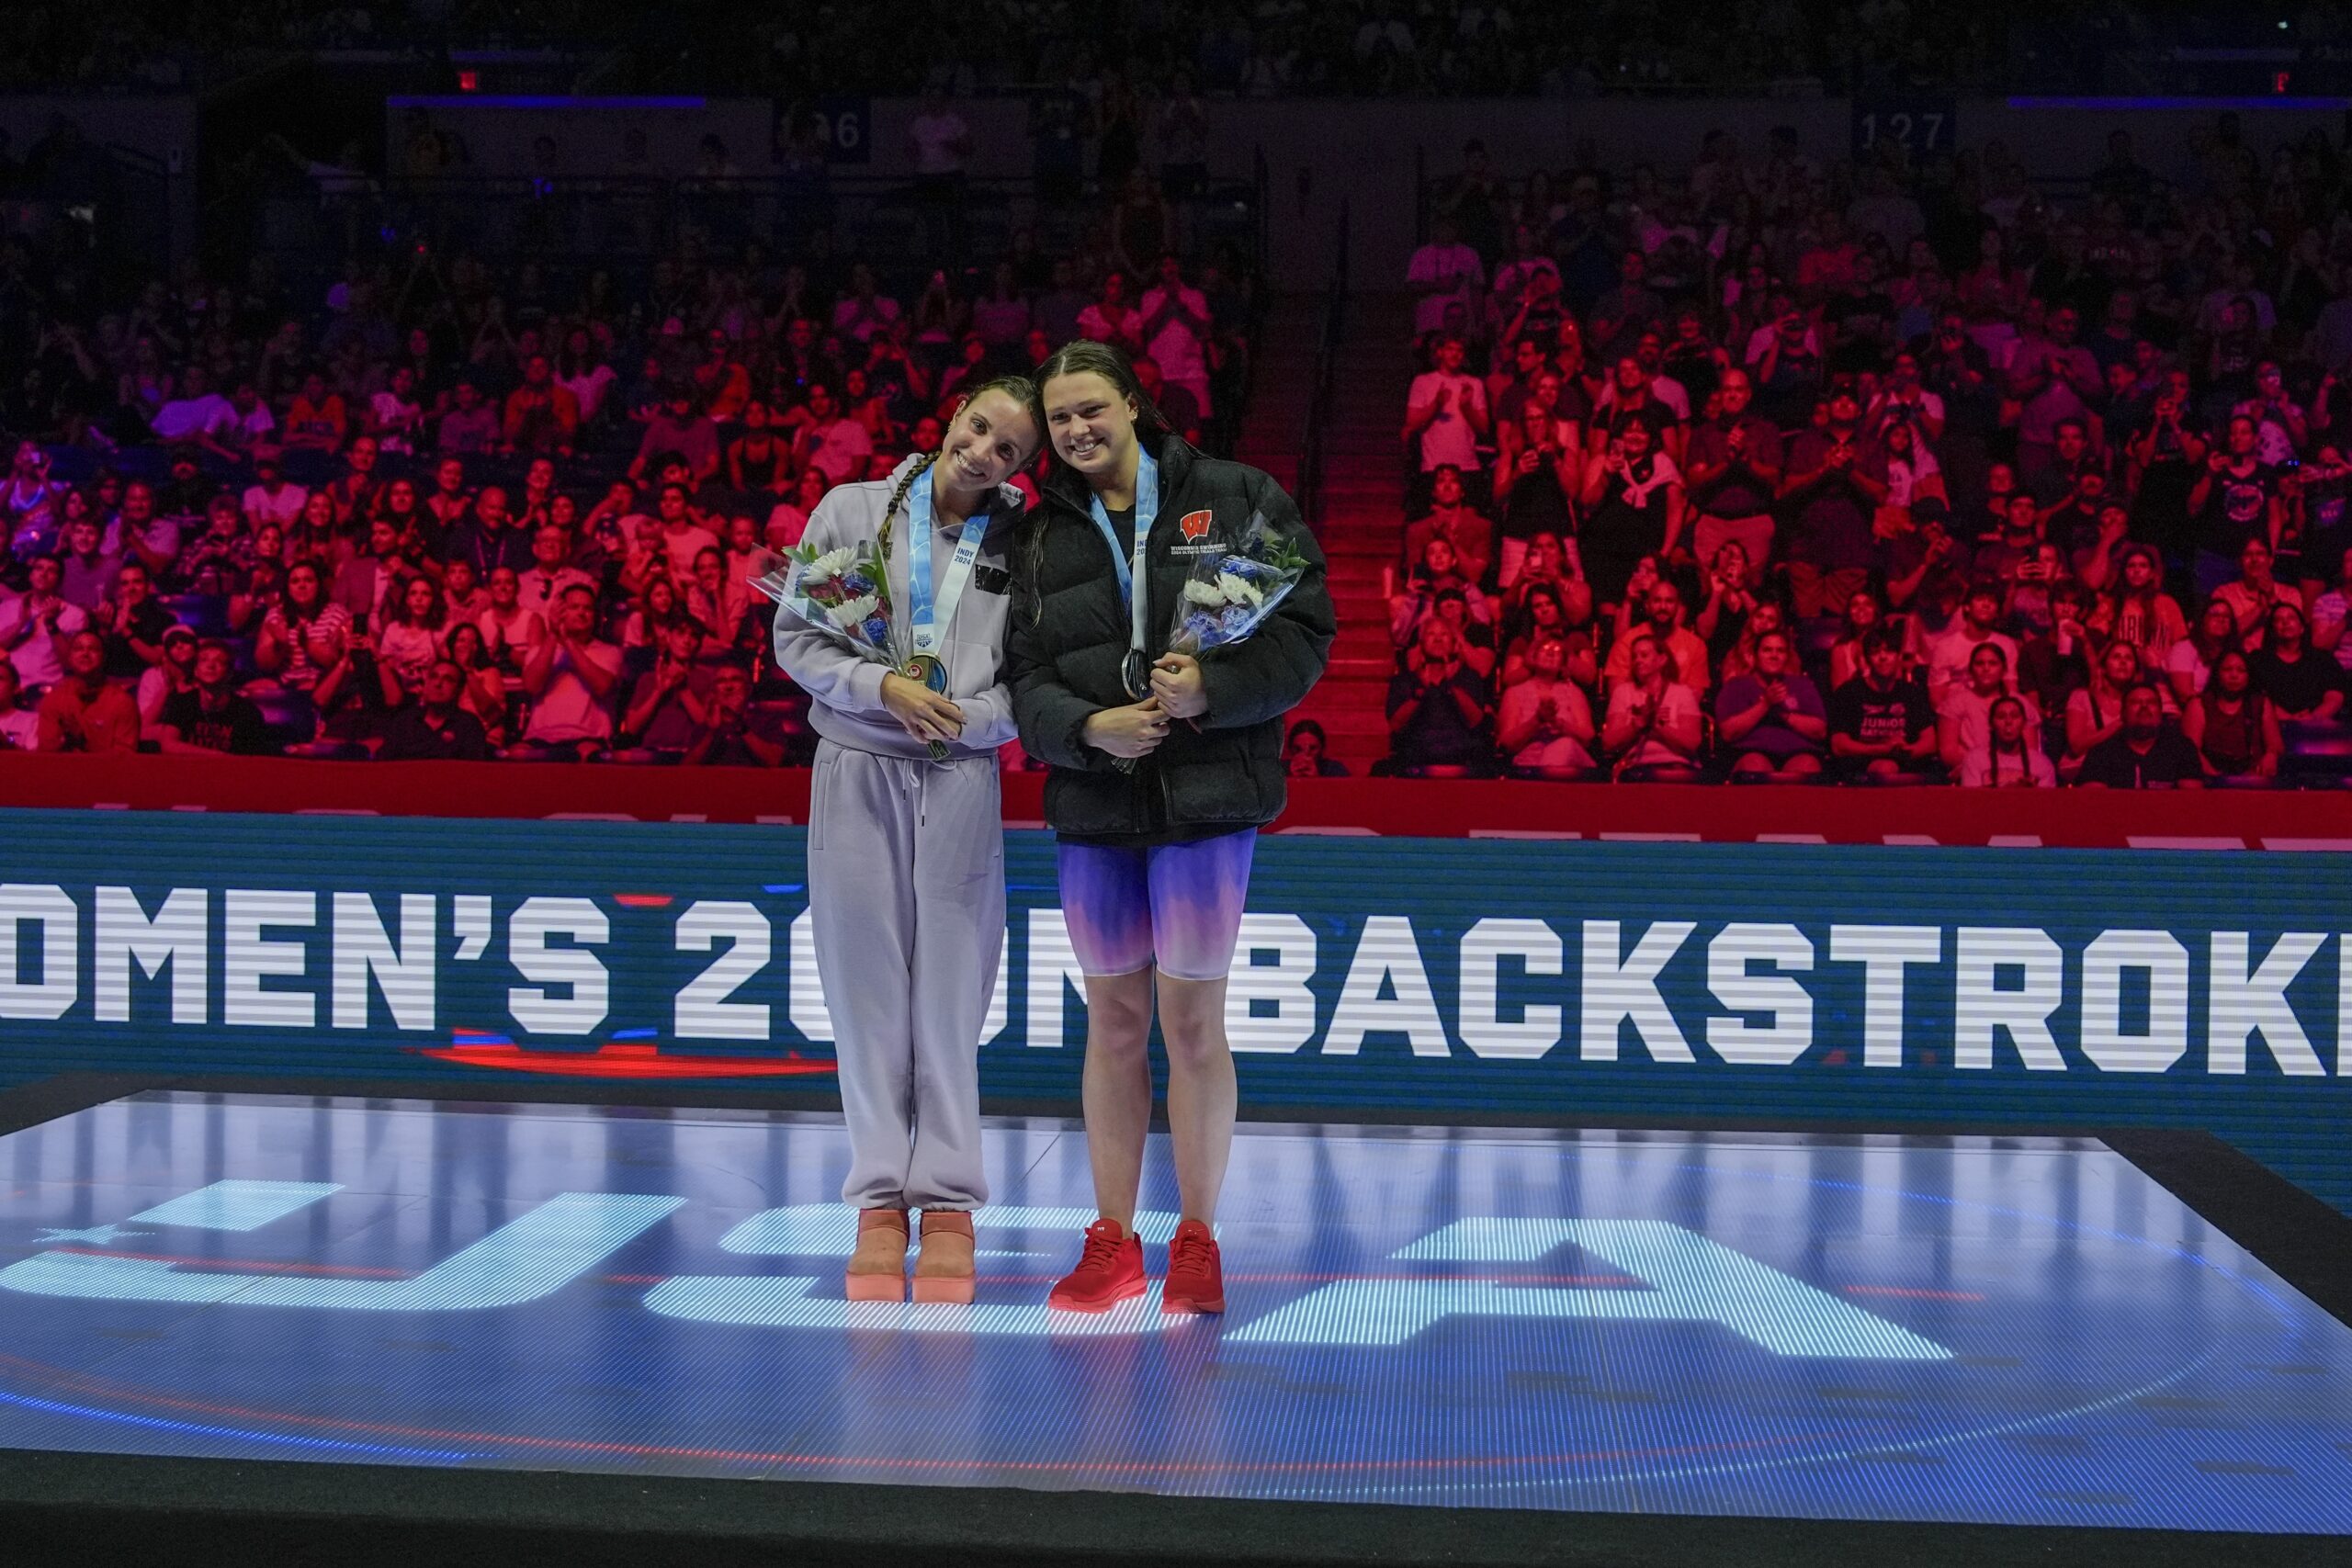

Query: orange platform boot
[911,1209,977,1304]
[845,1207,910,1302]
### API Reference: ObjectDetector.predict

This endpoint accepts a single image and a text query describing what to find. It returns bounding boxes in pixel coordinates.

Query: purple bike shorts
[1055,829,1258,982]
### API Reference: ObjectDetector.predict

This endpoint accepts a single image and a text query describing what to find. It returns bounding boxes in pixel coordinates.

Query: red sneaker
[1161,1219,1225,1314]
[1046,1218,1146,1313]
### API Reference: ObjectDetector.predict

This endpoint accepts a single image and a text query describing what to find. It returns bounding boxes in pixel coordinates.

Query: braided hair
[876,374,1045,564]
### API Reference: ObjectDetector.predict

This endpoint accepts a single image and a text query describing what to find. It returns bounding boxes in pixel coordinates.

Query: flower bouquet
[1116,510,1311,772]
[1165,511,1311,661]
[752,538,949,761]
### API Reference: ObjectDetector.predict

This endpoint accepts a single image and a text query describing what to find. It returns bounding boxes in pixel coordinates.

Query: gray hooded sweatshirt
[770,453,1025,760]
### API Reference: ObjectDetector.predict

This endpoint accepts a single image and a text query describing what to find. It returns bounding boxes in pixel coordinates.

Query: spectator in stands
[333,514,403,626]
[516,582,620,759]
[447,485,532,581]
[1131,355,1203,448]
[34,630,138,752]
[0,660,36,750]
[2188,415,2283,602]
[439,621,510,748]
[1577,421,1683,611]
[154,638,269,755]
[282,371,346,453]
[1385,615,1491,774]
[437,379,502,455]
[503,353,581,457]
[2211,536,2288,649]
[1602,579,1707,695]
[1779,389,1883,619]
[2167,597,2240,705]
[378,658,493,761]
[1498,531,1591,626]
[519,522,593,611]
[1716,627,1826,781]
[1283,718,1350,778]
[375,574,447,705]
[1683,367,1781,579]
[1923,581,2019,706]
[619,618,713,758]
[1829,628,1937,781]
[1938,641,2036,774]
[633,389,722,486]
[150,366,237,448]
[1408,213,1485,338]
[1389,535,1488,648]
[2064,639,2147,781]
[96,560,174,682]
[3,443,62,558]
[681,662,785,767]
[1498,579,1594,691]
[1404,335,1489,508]
[1497,634,1597,777]
[2075,682,2204,788]
[0,554,85,692]
[2312,546,2352,672]
[56,513,119,613]
[2250,601,2343,724]
[2182,649,2279,784]
[1492,398,1577,583]
[1826,587,1888,693]
[790,383,874,486]
[2087,543,2186,672]
[1138,254,1216,422]
[1075,271,1142,355]
[1959,694,2056,787]
[1601,628,1702,782]
[478,565,548,677]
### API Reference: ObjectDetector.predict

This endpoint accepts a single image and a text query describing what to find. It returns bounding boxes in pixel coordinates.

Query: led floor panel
[0,1092,2346,1533]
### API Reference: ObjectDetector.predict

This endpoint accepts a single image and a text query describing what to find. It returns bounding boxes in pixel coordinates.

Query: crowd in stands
[1381,118,2352,787]
[15,0,2338,99]
[0,152,1253,763]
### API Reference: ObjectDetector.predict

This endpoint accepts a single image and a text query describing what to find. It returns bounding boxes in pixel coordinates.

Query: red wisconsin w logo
[1179,509,1214,541]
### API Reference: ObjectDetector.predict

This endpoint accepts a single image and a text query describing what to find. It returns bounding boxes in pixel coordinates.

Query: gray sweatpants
[808,738,1005,1212]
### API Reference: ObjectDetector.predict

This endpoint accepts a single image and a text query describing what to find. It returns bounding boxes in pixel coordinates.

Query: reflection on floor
[0,1092,2347,1532]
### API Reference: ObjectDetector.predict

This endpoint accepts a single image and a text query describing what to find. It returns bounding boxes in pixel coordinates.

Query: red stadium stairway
[1268,291,1418,776]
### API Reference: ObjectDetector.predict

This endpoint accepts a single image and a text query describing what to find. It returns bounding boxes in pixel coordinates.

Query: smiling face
[1041,369,1139,485]
[938,387,1040,497]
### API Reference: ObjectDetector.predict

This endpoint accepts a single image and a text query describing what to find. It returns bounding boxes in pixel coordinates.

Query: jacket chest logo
[1178,509,1214,541]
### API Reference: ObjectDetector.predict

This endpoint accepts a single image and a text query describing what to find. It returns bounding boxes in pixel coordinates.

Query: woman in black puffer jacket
[1008,340,1333,1318]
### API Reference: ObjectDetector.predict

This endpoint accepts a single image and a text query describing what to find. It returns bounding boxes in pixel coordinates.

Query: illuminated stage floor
[0,1090,2348,1548]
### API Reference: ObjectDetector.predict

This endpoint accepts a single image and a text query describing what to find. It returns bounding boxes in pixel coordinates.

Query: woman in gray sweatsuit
[769,377,1044,1304]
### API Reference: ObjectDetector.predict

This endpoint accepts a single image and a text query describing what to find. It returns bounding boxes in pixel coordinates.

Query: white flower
[825,593,878,629]
[1183,579,1229,607]
[803,547,855,582]
[1216,571,1263,607]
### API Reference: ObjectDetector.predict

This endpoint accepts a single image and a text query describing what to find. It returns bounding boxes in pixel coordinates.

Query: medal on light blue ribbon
[1086,446,1159,698]
[905,465,990,694]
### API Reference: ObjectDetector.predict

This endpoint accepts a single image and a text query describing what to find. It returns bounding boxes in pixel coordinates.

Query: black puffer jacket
[1008,435,1335,840]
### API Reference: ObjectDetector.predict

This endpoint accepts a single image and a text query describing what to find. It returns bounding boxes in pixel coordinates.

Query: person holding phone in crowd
[1010,341,1333,1316]
[771,376,1045,1307]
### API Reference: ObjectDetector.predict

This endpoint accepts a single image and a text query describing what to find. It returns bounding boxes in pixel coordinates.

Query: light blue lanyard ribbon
[1086,446,1159,694]
[906,466,991,660]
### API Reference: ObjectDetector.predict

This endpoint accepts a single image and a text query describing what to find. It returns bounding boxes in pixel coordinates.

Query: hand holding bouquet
[753,538,953,761]
[1114,511,1310,773]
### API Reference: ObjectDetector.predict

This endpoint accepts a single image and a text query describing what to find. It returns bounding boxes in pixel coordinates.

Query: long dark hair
[1021,340,1174,613]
